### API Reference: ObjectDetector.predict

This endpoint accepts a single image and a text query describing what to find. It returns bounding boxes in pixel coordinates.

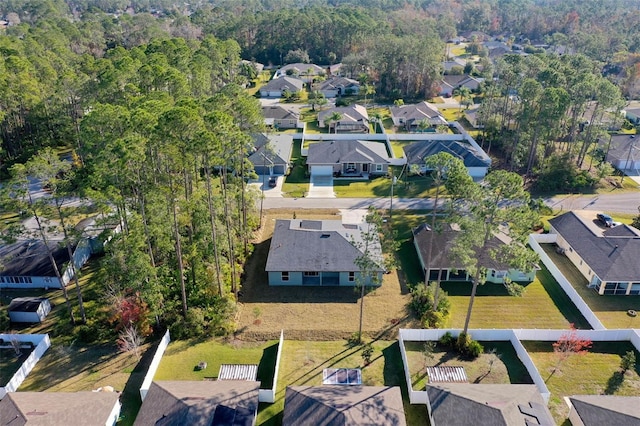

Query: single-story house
[599,134,640,171]
[402,140,491,181]
[548,211,640,295]
[412,223,537,284]
[426,384,554,426]
[443,58,467,73]
[261,105,301,129]
[240,59,264,74]
[0,391,121,426]
[439,75,483,97]
[389,101,447,129]
[274,63,325,81]
[259,76,304,98]
[8,297,52,323]
[624,107,640,124]
[265,219,384,286]
[248,133,293,175]
[327,63,342,76]
[317,105,369,133]
[567,395,640,426]
[316,76,360,98]
[306,140,390,178]
[0,240,69,289]
[134,380,260,426]
[283,385,406,425]
[465,107,484,129]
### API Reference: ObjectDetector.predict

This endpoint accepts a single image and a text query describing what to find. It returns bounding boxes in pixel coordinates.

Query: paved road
[263,192,640,214]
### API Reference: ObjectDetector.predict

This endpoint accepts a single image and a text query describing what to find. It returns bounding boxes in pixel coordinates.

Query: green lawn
[524,341,640,423]
[0,347,33,386]
[281,139,308,197]
[391,212,590,330]
[404,341,533,391]
[155,338,278,388]
[541,244,640,329]
[257,340,429,426]
[333,172,437,198]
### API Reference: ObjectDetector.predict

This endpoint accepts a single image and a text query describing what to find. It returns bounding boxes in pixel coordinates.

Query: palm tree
[328,111,342,134]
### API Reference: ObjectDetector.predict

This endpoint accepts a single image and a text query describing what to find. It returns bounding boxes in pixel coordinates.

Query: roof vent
[321,233,330,238]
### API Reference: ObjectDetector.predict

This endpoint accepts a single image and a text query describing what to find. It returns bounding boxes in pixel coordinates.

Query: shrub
[348,332,362,347]
[455,332,483,359]
[456,332,472,353]
[410,282,451,328]
[361,343,373,365]
[439,332,455,348]
[505,281,526,297]
[466,340,484,358]
[621,350,636,372]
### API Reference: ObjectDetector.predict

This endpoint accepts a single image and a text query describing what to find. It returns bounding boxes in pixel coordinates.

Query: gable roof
[265,219,383,272]
[248,134,293,168]
[442,75,481,88]
[262,76,304,93]
[0,240,70,278]
[0,391,119,426]
[261,105,300,121]
[389,101,445,124]
[317,105,369,125]
[8,297,49,312]
[601,134,640,163]
[569,395,640,425]
[318,77,360,91]
[133,380,260,426]
[307,140,390,165]
[548,211,640,281]
[403,140,490,168]
[427,384,553,426]
[412,224,521,272]
[279,63,324,76]
[283,385,406,426]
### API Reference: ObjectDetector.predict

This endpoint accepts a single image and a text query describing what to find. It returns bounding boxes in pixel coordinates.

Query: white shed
[8,297,51,323]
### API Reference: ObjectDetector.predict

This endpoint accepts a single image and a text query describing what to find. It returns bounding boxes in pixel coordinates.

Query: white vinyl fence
[258,330,284,403]
[139,330,171,401]
[0,334,50,399]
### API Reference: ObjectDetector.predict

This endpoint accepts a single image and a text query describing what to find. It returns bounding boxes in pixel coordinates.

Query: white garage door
[311,166,333,176]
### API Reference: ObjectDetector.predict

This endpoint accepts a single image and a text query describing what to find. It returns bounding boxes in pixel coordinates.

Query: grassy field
[403,341,533,391]
[523,341,640,423]
[281,139,308,198]
[155,338,278,388]
[541,244,640,329]
[333,172,437,198]
[391,212,590,330]
[257,340,429,426]
[238,209,420,341]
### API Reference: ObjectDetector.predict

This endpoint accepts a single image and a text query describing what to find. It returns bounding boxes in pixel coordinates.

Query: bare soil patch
[239,209,419,340]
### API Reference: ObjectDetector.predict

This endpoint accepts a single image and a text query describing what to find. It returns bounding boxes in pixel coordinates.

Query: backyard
[0,346,33,387]
[541,244,640,329]
[523,341,640,423]
[403,340,533,392]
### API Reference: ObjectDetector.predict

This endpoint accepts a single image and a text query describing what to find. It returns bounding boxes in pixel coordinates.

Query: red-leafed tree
[111,291,152,337]
[553,323,592,372]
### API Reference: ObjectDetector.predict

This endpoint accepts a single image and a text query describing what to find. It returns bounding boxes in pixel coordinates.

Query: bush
[505,281,526,297]
[621,350,636,372]
[348,332,362,347]
[410,282,451,328]
[456,332,483,359]
[361,343,373,365]
[439,332,455,348]
[466,340,484,358]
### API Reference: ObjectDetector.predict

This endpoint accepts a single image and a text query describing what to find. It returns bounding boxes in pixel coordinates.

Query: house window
[0,277,3,283]
[282,272,289,282]
[348,272,355,282]
[495,271,506,278]
[25,277,32,283]
[630,283,640,295]
[375,164,383,172]
[346,163,356,172]
[303,272,319,277]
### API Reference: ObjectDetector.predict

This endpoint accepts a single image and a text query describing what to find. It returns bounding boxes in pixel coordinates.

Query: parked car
[268,176,278,188]
[597,213,614,227]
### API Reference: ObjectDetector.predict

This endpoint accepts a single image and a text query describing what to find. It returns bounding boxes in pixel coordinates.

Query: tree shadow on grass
[118,342,160,426]
[604,371,625,395]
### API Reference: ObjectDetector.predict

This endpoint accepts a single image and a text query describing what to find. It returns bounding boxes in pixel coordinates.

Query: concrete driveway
[307,175,335,198]
[248,175,283,197]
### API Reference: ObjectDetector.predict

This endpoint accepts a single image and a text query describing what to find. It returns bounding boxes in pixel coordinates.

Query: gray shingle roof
[262,76,304,92]
[403,140,490,168]
[8,297,49,312]
[389,101,445,123]
[318,77,360,91]
[569,395,640,425]
[427,384,553,426]
[133,381,259,426]
[601,134,640,163]
[265,219,383,272]
[306,140,390,165]
[261,105,300,120]
[248,134,293,168]
[0,391,120,426]
[0,240,70,278]
[548,211,640,281]
[283,385,406,426]
[317,105,369,125]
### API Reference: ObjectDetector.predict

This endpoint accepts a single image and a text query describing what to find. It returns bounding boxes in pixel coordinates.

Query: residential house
[326,63,342,76]
[8,297,52,323]
[283,385,406,425]
[402,140,491,181]
[265,219,384,286]
[240,59,264,74]
[0,240,69,289]
[306,140,390,178]
[389,101,447,130]
[248,134,293,176]
[567,395,640,426]
[439,75,482,97]
[259,77,304,98]
[261,105,301,129]
[412,223,537,284]
[274,63,325,81]
[0,391,121,426]
[317,105,369,133]
[316,77,360,98]
[548,211,640,295]
[426,384,554,426]
[134,380,260,426]
[464,107,484,129]
[443,58,467,73]
[599,134,640,172]
[624,108,640,124]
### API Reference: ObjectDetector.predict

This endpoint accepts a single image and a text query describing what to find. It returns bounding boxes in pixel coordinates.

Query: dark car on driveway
[597,213,614,227]
[268,176,277,188]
